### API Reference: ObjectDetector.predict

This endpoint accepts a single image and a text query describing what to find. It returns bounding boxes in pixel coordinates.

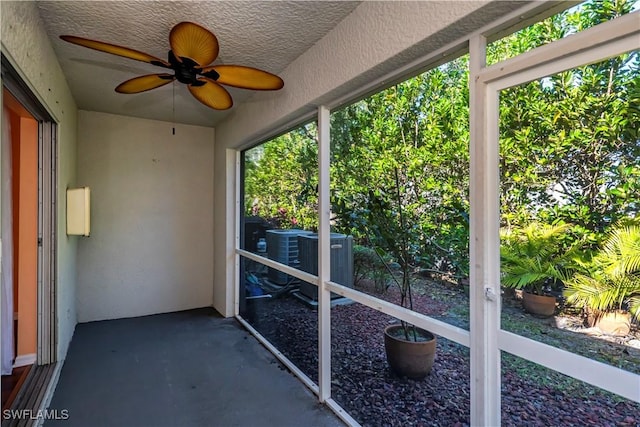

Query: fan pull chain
[172,81,176,135]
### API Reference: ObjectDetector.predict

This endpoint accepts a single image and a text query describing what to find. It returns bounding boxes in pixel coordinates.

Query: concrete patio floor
[45,308,344,427]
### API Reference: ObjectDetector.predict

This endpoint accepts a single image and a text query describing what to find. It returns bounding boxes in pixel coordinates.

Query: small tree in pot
[360,167,436,379]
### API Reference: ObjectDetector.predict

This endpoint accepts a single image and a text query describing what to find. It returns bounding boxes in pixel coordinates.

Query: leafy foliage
[497,0,640,234]
[500,223,583,295]
[244,123,318,230]
[330,57,470,279]
[565,224,640,319]
[242,1,640,310]
[353,244,391,293]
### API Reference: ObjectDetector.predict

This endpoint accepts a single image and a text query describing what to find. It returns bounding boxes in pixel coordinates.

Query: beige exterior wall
[76,111,215,322]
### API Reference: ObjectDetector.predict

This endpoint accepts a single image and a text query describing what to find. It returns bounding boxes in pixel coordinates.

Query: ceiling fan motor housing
[168,50,217,86]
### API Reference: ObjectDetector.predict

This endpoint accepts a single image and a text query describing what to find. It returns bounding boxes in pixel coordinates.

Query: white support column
[234,150,241,316]
[317,105,332,402]
[469,34,501,426]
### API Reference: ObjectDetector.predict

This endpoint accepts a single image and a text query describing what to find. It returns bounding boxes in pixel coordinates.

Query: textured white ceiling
[36,1,361,127]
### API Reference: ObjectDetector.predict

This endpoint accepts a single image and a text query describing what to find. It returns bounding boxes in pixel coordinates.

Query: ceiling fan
[60,21,284,110]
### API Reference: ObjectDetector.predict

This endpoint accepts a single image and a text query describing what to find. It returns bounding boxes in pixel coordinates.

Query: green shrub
[565,224,640,320]
[501,222,583,296]
[353,245,391,294]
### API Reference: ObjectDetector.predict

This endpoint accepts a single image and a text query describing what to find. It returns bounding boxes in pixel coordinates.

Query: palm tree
[564,224,640,320]
[501,222,580,295]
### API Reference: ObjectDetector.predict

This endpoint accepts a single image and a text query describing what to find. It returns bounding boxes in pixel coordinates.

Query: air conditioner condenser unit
[297,233,354,300]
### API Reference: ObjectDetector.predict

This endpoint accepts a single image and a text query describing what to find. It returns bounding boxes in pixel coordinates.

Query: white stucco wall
[1,1,79,361]
[76,111,214,322]
[212,0,527,316]
[215,1,516,148]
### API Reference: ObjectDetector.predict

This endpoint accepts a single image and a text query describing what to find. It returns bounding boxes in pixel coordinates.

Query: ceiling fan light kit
[60,21,284,110]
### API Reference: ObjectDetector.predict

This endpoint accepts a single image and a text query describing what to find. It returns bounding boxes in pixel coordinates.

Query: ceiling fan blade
[188,78,232,110]
[60,35,170,67]
[200,65,284,90]
[115,74,175,94]
[169,22,219,66]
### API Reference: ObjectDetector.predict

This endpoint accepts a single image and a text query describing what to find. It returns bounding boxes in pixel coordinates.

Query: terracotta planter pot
[522,292,556,318]
[588,311,631,337]
[384,324,436,379]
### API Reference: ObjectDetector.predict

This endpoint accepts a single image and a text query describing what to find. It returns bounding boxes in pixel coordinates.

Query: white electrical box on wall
[67,187,90,236]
